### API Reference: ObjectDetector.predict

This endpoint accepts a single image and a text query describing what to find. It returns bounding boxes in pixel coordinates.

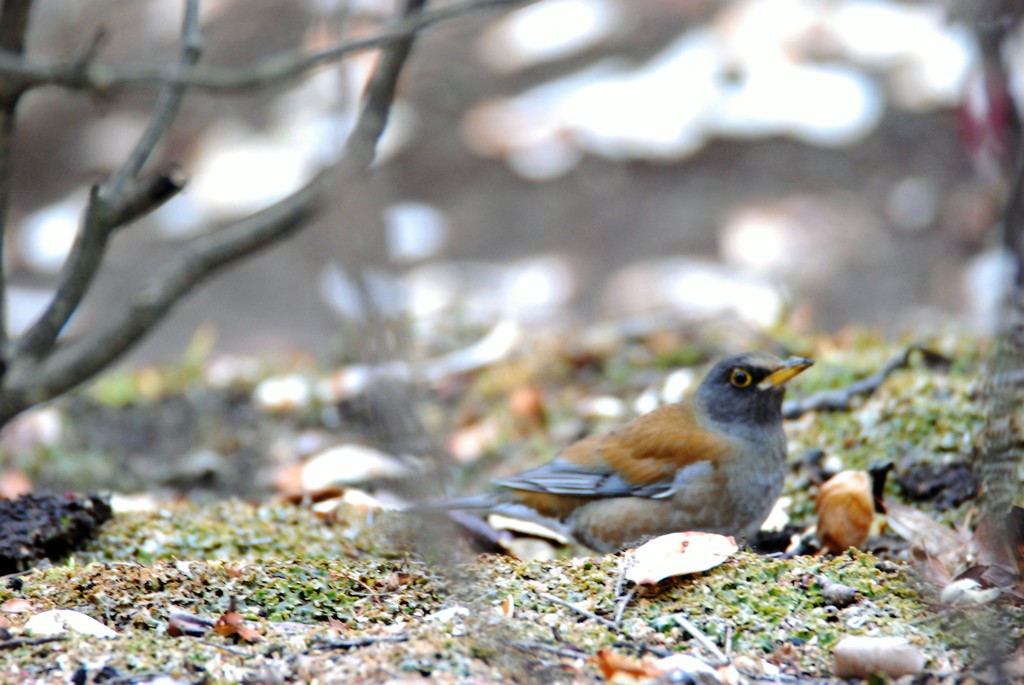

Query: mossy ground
[0,330,1019,683]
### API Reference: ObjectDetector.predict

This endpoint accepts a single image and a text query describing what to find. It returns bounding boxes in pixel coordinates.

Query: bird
[418,351,813,553]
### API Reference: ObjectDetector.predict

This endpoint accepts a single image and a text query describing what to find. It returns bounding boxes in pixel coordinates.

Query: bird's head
[696,352,813,427]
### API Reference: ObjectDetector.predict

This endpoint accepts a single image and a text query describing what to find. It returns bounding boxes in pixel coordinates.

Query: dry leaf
[501,536,561,562]
[595,650,724,684]
[940,578,1001,606]
[498,595,515,619]
[24,610,118,639]
[0,598,33,613]
[487,513,571,545]
[815,471,873,553]
[0,469,32,500]
[594,649,660,683]
[653,654,726,685]
[509,385,548,433]
[833,636,924,679]
[214,610,263,643]
[886,501,967,560]
[625,532,737,585]
[447,417,503,463]
[910,547,953,588]
[300,444,412,490]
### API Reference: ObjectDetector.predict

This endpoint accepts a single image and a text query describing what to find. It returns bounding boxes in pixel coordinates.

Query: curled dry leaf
[487,513,571,545]
[815,470,873,553]
[595,649,724,684]
[594,648,661,683]
[214,610,263,643]
[625,532,737,586]
[498,595,514,619]
[833,636,924,679]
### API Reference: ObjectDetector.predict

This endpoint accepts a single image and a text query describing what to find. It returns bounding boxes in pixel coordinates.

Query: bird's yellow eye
[730,368,752,388]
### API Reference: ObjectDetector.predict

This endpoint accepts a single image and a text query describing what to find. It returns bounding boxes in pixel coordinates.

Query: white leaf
[625,532,737,585]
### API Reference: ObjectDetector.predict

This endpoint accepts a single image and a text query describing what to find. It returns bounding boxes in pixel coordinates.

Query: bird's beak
[758,357,813,389]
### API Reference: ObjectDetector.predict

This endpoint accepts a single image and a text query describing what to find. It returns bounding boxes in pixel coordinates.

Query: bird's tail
[402,492,503,513]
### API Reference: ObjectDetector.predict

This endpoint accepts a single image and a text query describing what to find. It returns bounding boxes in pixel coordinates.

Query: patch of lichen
[637,550,938,671]
[0,497,1011,682]
[1,557,444,631]
[66,499,410,566]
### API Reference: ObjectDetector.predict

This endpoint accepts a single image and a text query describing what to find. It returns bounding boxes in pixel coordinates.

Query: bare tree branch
[106,0,202,195]
[0,174,324,416]
[343,0,427,171]
[0,0,525,95]
[10,0,201,365]
[0,0,36,352]
[0,0,436,424]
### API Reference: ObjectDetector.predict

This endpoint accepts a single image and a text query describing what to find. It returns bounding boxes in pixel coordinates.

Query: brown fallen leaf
[509,384,548,434]
[214,610,263,643]
[0,469,32,500]
[910,548,954,588]
[595,649,725,684]
[0,598,33,614]
[594,649,661,683]
[498,595,514,619]
[816,471,874,553]
[886,501,967,560]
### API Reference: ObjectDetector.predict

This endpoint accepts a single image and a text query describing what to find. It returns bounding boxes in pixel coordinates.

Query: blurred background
[8,0,1019,365]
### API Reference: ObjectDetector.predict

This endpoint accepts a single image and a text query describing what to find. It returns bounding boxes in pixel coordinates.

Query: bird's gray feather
[493,457,714,499]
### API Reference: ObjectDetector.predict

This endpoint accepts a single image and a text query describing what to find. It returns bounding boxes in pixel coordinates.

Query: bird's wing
[495,402,734,498]
[495,456,715,499]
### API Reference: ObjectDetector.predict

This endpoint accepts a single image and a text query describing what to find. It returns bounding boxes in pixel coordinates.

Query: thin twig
[612,587,635,628]
[340,0,425,172]
[0,0,526,95]
[105,0,202,195]
[310,634,409,650]
[0,636,65,650]
[537,592,618,630]
[194,639,251,656]
[504,640,588,660]
[101,673,167,685]
[782,346,952,419]
[667,614,728,666]
[611,551,636,627]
